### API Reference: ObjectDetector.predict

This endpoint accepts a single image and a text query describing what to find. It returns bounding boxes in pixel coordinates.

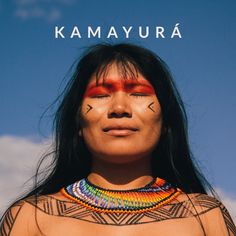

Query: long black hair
[23,43,214,198]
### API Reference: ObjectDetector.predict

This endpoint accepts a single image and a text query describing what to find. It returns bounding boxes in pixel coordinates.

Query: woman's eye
[130,93,149,97]
[92,94,110,99]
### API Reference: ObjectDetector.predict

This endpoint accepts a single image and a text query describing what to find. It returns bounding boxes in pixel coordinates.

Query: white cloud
[15,6,44,19]
[0,135,52,214]
[13,0,76,22]
[14,6,61,22]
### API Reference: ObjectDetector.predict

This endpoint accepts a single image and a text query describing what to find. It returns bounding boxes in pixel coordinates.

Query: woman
[1,43,235,236]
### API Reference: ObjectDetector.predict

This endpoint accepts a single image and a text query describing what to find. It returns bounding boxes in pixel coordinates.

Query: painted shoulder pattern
[0,201,24,236]
[22,193,234,232]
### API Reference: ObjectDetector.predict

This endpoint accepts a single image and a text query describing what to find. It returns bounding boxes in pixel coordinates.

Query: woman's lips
[103,126,138,136]
[105,129,137,136]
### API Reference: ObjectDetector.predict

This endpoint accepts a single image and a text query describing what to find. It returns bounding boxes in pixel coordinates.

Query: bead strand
[61,177,182,213]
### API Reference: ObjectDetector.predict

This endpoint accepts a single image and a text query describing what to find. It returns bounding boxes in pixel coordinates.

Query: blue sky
[0,0,236,208]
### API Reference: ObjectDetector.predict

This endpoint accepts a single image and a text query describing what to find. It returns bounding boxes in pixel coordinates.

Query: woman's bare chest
[39,213,204,236]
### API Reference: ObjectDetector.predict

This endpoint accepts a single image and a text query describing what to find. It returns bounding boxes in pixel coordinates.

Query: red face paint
[83,79,155,98]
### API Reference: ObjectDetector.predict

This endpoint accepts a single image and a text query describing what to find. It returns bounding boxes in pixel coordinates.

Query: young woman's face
[79,63,163,164]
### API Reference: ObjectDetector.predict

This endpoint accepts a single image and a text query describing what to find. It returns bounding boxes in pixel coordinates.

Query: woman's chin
[93,151,150,164]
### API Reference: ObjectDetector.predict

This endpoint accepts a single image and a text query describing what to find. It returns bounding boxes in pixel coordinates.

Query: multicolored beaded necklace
[61,177,182,214]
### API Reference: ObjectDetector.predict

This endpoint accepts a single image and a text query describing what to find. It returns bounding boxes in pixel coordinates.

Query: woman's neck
[87,157,153,190]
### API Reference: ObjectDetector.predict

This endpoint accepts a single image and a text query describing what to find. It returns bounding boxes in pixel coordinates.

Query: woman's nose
[107,92,132,118]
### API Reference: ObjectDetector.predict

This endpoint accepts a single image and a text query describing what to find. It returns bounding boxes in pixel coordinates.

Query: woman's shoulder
[175,192,235,236]
[0,192,67,236]
[0,198,39,236]
[174,192,228,217]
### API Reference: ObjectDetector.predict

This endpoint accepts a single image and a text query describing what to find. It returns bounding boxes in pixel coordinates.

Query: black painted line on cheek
[148,102,155,113]
[86,104,93,114]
